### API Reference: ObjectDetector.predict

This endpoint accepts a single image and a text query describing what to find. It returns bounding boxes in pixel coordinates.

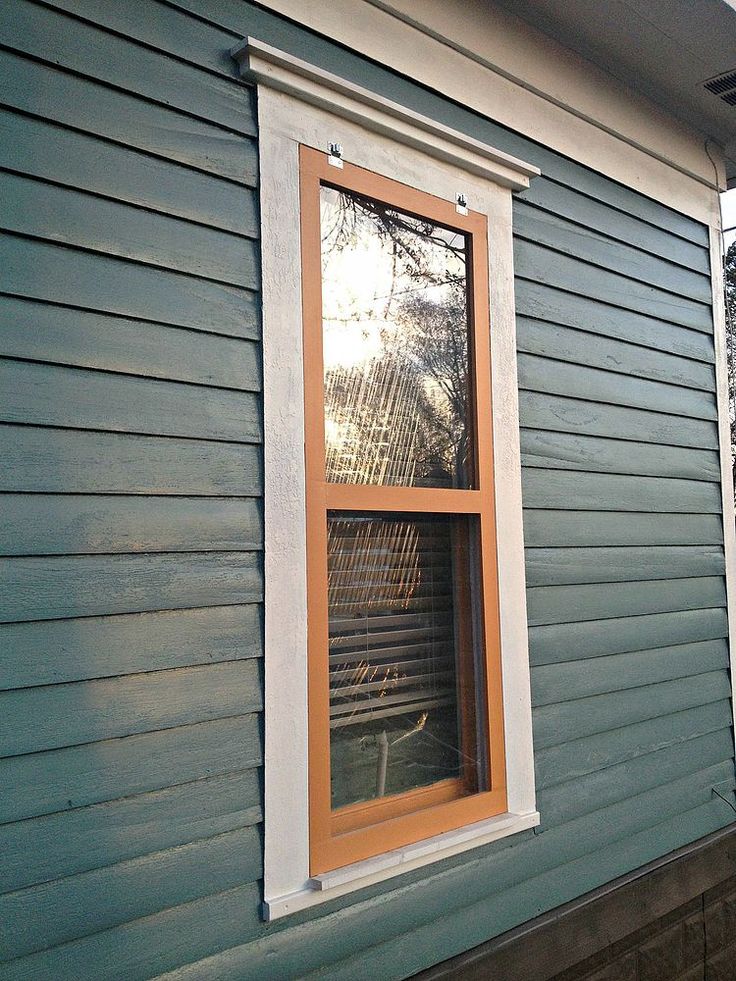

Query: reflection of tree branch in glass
[321,186,473,489]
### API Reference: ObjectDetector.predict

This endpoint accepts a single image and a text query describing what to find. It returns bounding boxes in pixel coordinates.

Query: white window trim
[232,38,540,921]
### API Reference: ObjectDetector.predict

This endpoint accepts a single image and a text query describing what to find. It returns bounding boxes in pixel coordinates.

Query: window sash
[300,145,507,874]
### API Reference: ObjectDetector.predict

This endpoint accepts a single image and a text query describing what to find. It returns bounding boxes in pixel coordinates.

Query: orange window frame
[300,144,507,875]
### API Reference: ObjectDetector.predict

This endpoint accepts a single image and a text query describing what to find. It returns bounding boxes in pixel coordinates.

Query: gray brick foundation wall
[550,877,736,981]
[418,825,736,981]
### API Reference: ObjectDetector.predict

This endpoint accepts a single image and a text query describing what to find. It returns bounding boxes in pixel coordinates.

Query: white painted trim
[367,0,724,190]
[709,226,736,756]
[254,0,721,226]
[257,103,310,910]
[248,43,538,920]
[266,810,540,920]
[231,38,540,191]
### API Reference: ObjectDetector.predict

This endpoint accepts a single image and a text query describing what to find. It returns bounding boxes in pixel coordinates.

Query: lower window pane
[327,511,482,811]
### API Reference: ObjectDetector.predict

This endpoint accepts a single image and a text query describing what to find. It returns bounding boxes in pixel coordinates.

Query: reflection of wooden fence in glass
[325,358,422,486]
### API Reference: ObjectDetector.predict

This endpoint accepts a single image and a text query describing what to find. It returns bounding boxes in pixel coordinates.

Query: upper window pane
[320,185,473,488]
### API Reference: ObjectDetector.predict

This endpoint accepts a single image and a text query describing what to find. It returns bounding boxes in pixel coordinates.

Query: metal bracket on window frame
[328,142,344,168]
[456,192,468,215]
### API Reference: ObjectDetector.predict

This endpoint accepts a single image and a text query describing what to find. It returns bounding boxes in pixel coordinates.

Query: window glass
[320,186,473,489]
[328,512,482,809]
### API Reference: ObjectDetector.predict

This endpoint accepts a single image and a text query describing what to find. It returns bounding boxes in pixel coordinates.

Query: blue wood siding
[0,1,733,978]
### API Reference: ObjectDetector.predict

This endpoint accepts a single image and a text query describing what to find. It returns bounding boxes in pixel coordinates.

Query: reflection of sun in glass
[320,186,472,489]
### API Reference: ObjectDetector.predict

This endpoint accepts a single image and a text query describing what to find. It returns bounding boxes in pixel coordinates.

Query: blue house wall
[0,1,734,977]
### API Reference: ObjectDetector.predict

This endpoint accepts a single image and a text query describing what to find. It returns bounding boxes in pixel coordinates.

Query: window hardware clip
[456,192,468,215]
[328,142,344,169]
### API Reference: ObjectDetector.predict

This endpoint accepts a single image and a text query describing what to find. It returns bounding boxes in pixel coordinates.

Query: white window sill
[263,809,540,920]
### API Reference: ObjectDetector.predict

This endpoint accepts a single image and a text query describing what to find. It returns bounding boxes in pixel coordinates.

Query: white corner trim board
[236,38,539,920]
[231,38,540,192]
[709,226,736,759]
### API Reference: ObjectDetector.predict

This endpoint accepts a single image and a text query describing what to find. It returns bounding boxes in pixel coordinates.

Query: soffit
[493,0,736,185]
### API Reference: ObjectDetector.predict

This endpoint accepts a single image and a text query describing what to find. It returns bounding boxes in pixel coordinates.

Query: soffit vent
[704,69,736,102]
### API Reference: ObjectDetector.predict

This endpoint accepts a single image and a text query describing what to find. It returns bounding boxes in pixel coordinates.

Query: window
[300,148,507,873]
[232,36,540,919]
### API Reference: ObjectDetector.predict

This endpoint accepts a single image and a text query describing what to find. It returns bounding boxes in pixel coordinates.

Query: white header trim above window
[235,39,539,921]
[231,37,540,192]
[249,1,724,224]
